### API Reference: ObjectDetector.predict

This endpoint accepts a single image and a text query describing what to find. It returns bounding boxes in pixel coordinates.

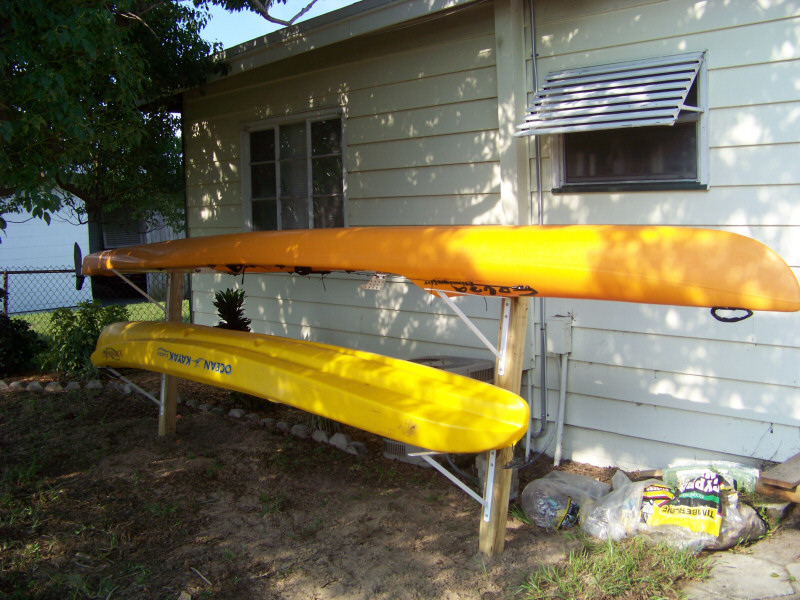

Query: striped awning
[516,51,705,137]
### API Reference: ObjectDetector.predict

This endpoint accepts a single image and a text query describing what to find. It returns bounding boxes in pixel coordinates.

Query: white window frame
[241,108,347,231]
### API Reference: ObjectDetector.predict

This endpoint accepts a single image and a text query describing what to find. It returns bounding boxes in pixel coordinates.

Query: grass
[13,299,191,337]
[516,533,711,600]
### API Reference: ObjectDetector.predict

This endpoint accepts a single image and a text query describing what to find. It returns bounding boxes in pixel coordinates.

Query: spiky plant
[212,288,251,331]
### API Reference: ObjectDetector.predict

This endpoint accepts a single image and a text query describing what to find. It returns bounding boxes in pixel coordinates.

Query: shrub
[43,301,129,379]
[213,288,251,331]
[0,314,46,377]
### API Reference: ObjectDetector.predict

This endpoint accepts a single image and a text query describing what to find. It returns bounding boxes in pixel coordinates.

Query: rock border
[1,377,371,458]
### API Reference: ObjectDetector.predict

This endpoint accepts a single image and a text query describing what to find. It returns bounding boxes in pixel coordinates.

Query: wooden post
[158,273,183,436]
[479,296,529,556]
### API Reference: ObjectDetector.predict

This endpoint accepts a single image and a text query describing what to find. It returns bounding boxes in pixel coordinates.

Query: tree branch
[246,0,321,27]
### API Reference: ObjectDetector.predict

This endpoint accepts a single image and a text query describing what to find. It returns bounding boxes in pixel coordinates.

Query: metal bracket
[434,292,511,376]
[360,272,387,291]
[413,449,497,522]
[111,269,167,314]
[105,367,161,406]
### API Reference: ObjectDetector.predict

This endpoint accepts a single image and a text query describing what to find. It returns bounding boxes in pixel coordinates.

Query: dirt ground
[1,371,619,600]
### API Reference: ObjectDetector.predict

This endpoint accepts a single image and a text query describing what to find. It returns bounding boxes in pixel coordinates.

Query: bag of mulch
[521,471,610,530]
[647,470,723,537]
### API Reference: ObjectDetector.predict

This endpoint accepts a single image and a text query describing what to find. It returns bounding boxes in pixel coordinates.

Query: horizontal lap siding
[184,2,507,359]
[191,272,510,360]
[530,0,800,468]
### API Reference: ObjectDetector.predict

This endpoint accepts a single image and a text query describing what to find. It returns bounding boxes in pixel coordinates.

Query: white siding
[1,210,93,313]
[526,0,800,469]
[183,0,800,471]
[183,2,518,362]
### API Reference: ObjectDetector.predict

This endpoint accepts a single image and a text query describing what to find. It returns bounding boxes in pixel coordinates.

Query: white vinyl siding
[182,0,800,471]
[525,0,800,469]
[183,1,509,360]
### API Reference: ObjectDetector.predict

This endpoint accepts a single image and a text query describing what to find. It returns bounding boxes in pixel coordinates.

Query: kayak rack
[96,266,524,552]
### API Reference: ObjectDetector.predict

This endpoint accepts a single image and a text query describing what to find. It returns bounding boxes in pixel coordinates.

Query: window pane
[250,129,274,163]
[312,156,343,195]
[281,198,310,230]
[280,158,308,197]
[564,122,697,184]
[252,199,277,231]
[311,119,341,156]
[280,122,306,159]
[251,163,275,198]
[314,196,344,228]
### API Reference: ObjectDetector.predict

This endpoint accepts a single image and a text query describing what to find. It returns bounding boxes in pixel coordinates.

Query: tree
[202,0,320,27]
[0,0,226,237]
[0,0,320,241]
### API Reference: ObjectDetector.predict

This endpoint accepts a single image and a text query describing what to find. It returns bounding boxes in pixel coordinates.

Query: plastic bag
[580,479,664,541]
[521,471,611,530]
[707,491,767,550]
[661,460,759,493]
[648,470,723,537]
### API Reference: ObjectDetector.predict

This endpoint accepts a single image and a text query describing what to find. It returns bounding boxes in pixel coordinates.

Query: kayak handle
[711,307,753,323]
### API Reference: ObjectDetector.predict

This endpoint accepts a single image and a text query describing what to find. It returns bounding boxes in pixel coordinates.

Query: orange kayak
[82,225,800,312]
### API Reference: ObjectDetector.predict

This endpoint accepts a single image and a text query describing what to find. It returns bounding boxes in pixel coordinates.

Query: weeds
[259,492,286,515]
[516,533,711,600]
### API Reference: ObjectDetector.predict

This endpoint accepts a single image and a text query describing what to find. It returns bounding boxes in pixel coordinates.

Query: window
[516,52,707,191]
[243,113,345,230]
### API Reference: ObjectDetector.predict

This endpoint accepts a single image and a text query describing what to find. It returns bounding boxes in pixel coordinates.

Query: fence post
[2,270,7,315]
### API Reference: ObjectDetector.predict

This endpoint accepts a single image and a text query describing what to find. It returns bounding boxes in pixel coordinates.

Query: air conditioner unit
[382,356,495,467]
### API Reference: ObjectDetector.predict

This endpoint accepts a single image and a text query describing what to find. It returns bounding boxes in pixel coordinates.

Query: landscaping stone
[212,407,226,416]
[311,430,329,444]
[260,418,275,429]
[85,380,103,390]
[228,408,246,418]
[329,432,352,451]
[44,382,63,392]
[275,421,290,433]
[9,381,25,391]
[26,381,43,392]
[348,441,369,457]
[65,382,81,391]
[290,424,310,439]
[0,380,8,392]
[245,413,260,422]
[198,403,212,412]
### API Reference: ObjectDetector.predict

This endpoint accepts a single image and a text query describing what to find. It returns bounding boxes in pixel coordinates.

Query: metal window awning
[516,51,705,137]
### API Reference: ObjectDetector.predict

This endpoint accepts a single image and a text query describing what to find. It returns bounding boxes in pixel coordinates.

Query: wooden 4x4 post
[479,296,529,556]
[158,272,184,436]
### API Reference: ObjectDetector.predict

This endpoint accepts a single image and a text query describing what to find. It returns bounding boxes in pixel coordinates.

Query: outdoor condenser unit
[382,356,495,467]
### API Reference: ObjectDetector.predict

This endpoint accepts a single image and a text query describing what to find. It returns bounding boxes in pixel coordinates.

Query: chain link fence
[2,266,190,338]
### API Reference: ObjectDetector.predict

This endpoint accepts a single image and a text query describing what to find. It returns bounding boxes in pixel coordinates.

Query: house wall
[183,2,533,363]
[183,0,800,471]
[526,0,800,469]
[0,210,92,313]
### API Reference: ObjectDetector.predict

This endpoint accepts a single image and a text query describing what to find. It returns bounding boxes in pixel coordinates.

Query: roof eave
[214,0,484,80]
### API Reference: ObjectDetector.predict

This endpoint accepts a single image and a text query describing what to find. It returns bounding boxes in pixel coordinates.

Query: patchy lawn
[1,372,616,599]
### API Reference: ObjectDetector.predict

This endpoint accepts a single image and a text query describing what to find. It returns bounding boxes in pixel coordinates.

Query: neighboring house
[1,205,184,311]
[0,208,93,313]
[179,0,800,470]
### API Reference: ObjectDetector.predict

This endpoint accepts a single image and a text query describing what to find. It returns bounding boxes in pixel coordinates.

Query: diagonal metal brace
[412,449,497,522]
[435,292,511,376]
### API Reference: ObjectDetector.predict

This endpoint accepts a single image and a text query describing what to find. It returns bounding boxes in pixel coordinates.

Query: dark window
[248,117,344,230]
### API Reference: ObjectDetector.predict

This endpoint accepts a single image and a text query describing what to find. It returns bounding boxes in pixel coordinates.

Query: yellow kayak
[91,321,530,453]
[81,225,800,312]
